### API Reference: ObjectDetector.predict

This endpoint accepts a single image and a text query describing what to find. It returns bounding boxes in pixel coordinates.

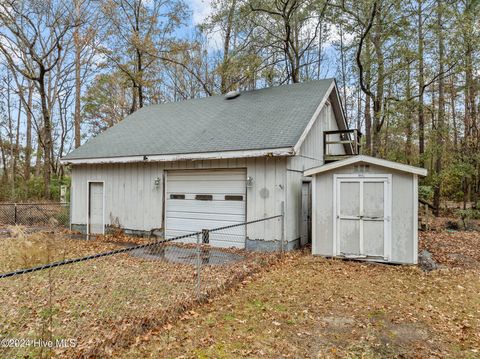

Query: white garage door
[165,169,246,248]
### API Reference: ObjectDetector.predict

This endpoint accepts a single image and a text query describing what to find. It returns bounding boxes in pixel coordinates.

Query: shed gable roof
[63,79,343,163]
[304,155,428,177]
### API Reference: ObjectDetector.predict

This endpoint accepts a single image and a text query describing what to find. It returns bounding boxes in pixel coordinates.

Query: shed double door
[335,175,391,260]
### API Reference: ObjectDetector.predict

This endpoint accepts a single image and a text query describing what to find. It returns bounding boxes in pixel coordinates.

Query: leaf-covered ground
[119,233,480,358]
[0,228,124,273]
[420,228,480,269]
[0,232,279,358]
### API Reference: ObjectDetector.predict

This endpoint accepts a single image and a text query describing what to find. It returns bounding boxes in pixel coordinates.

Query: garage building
[63,79,351,250]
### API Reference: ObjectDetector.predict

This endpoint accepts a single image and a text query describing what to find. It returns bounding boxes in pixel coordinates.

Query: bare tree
[0,0,76,197]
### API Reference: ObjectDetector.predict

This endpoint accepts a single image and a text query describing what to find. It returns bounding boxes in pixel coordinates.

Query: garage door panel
[167,200,244,214]
[165,169,246,248]
[167,211,245,222]
[167,218,244,232]
[166,170,245,180]
[167,182,246,194]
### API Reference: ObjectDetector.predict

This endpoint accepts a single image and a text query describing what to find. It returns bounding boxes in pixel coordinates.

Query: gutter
[61,147,296,165]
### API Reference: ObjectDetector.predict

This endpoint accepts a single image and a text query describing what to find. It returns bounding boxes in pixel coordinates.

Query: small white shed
[304,155,427,264]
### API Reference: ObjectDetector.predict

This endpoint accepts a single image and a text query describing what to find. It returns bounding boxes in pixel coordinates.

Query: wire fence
[0,215,283,358]
[0,203,70,228]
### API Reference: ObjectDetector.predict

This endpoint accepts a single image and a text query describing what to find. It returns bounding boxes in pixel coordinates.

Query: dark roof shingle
[64,79,335,160]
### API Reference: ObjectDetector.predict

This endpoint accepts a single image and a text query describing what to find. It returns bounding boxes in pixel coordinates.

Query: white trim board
[304,155,428,177]
[62,147,295,165]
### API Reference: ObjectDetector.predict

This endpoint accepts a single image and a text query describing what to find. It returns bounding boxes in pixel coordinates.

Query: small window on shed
[170,194,185,200]
[225,195,243,201]
[195,194,213,201]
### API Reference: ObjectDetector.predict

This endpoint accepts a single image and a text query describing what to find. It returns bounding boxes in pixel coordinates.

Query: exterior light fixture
[246,176,254,188]
[154,177,161,188]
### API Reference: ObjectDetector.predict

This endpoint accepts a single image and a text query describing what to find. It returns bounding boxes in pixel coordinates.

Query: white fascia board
[61,147,295,165]
[292,80,335,154]
[304,155,428,177]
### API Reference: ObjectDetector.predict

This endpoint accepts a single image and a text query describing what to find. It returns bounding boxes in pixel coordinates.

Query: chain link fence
[0,215,283,358]
[0,203,70,228]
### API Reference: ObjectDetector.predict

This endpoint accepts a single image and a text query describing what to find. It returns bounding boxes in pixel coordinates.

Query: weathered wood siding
[71,157,286,242]
[285,102,345,244]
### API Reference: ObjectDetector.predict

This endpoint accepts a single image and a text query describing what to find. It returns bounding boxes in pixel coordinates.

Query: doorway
[88,182,104,235]
[334,175,391,259]
[301,181,312,246]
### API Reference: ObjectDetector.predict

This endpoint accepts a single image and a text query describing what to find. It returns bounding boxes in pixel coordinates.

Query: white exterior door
[165,169,246,248]
[335,175,391,260]
[88,182,104,234]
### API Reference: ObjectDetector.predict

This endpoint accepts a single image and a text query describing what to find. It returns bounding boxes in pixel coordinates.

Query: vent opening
[225,90,240,100]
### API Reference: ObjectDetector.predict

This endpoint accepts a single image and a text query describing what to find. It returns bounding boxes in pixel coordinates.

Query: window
[225,195,243,201]
[195,194,213,201]
[170,194,185,200]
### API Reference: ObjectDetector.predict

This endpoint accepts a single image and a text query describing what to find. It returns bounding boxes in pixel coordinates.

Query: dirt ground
[118,228,480,359]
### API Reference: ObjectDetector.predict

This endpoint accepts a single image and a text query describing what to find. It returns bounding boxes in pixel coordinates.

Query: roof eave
[303,155,428,177]
[61,147,295,165]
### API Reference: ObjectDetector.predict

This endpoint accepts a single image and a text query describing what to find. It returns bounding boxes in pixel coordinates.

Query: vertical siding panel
[256,158,266,240]
[264,158,276,241]
[159,162,165,229]
[133,163,140,229]
[138,162,145,230]
[237,158,246,168]
[144,163,152,230]
[245,158,255,239]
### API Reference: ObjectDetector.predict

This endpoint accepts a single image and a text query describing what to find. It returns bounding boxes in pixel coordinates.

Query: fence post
[14,203,17,225]
[196,233,201,301]
[281,201,285,254]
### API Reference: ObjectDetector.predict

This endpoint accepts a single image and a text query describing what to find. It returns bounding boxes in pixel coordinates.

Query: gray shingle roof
[64,79,335,160]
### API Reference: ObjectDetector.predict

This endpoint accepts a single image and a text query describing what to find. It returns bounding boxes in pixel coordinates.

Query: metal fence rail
[0,202,69,227]
[0,215,283,358]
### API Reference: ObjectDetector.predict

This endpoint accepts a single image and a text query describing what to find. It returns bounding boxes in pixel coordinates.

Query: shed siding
[285,100,345,245]
[312,164,417,264]
[71,157,286,242]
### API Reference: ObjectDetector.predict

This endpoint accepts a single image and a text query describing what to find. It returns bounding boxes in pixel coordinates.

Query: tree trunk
[371,2,384,157]
[405,63,413,164]
[24,83,33,180]
[38,71,52,198]
[340,24,348,123]
[220,0,237,94]
[433,0,445,216]
[74,0,82,148]
[417,0,425,166]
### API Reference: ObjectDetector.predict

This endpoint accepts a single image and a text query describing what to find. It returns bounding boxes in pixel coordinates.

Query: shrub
[456,209,480,230]
[419,186,434,202]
